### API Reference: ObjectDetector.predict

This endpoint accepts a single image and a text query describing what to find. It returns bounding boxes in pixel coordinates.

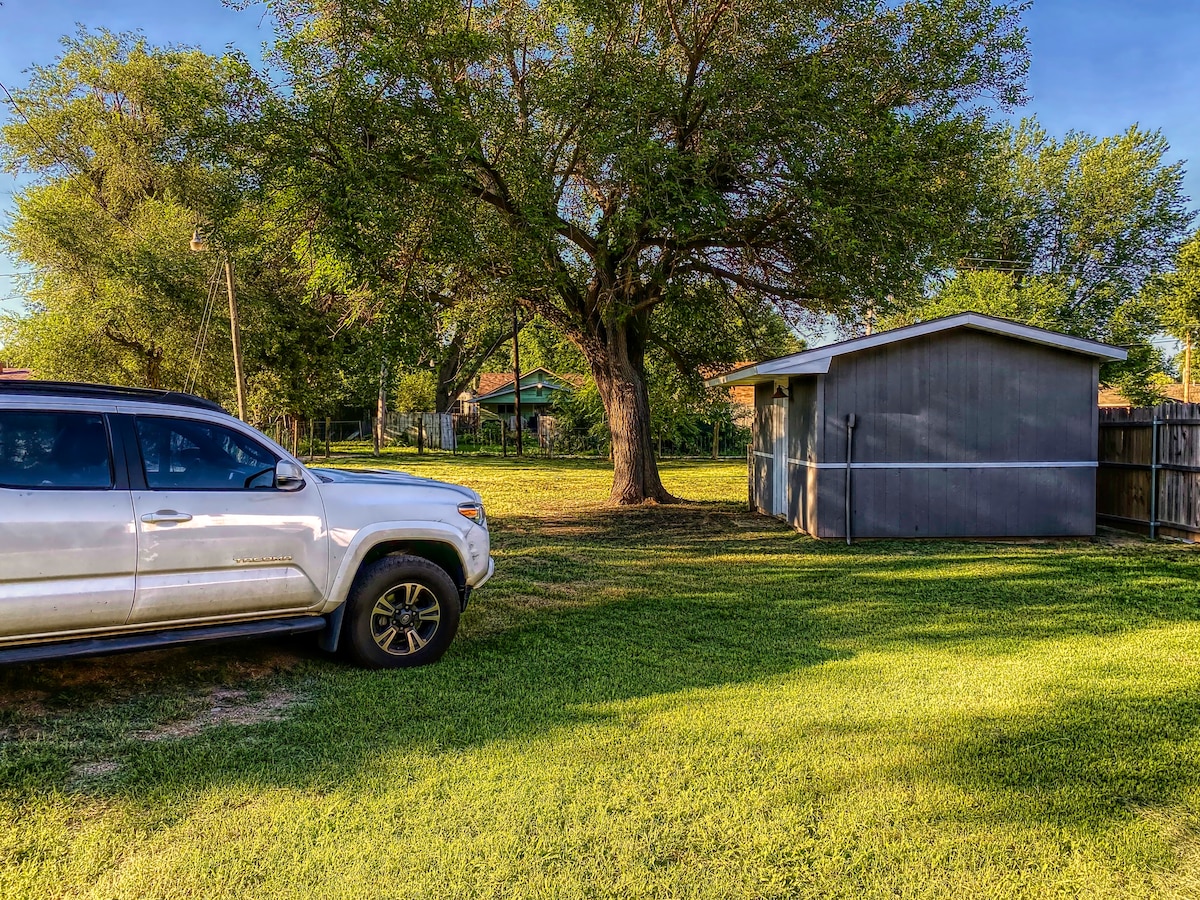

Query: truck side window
[135,416,278,490]
[0,411,113,490]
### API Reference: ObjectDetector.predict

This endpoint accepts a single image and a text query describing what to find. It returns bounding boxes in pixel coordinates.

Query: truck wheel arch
[355,540,466,597]
[319,534,469,655]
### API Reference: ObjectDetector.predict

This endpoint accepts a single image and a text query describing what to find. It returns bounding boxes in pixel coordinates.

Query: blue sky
[2,0,1200,316]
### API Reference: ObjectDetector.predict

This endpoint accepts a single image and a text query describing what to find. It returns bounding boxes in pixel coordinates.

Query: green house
[473,367,577,427]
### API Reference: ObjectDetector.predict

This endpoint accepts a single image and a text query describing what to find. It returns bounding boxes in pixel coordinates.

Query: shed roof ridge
[705,313,1127,387]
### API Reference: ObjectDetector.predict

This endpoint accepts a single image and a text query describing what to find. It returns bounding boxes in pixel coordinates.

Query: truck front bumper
[473,556,495,590]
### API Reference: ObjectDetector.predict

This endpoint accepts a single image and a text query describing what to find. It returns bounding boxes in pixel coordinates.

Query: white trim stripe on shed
[705,312,1127,387]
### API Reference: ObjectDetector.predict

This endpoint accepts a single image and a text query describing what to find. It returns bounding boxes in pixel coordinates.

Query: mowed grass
[2,454,1200,899]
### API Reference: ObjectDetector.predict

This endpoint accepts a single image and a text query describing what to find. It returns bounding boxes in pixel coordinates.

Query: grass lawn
[2,454,1200,899]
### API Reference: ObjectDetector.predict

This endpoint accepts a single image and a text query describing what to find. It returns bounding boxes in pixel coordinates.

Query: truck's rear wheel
[345,555,461,668]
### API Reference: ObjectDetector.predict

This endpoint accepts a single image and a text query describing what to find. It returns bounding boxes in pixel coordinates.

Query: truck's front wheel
[345,555,461,668]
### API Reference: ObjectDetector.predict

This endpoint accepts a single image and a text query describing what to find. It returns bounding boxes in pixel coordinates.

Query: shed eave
[757,357,833,377]
[704,356,832,387]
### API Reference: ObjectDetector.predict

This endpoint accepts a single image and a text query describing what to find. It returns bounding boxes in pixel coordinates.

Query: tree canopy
[0,30,369,419]
[888,119,1194,402]
[243,0,1030,501]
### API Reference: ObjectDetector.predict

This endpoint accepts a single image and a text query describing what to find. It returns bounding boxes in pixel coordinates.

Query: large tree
[0,30,357,418]
[245,0,1029,502]
[0,30,236,391]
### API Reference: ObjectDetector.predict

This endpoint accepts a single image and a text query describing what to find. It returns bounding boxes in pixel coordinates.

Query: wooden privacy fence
[1098,402,1200,540]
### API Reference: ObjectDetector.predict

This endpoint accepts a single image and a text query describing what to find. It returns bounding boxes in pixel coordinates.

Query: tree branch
[679,261,807,302]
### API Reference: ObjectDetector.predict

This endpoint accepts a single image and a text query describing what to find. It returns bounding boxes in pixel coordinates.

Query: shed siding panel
[836,467,1096,538]
[752,384,774,454]
[752,454,772,515]
[816,469,844,540]
[750,383,774,514]
[787,377,819,461]
[786,377,819,534]
[787,464,807,533]
[821,331,1096,464]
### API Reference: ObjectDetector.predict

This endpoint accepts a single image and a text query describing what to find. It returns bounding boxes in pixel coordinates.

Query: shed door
[772,388,788,517]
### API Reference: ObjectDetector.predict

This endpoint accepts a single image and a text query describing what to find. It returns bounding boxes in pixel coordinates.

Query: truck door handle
[141,510,193,524]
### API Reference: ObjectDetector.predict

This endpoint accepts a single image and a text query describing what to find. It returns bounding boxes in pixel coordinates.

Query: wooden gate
[1098,402,1200,540]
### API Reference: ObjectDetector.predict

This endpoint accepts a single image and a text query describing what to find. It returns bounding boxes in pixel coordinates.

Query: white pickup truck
[0,382,494,668]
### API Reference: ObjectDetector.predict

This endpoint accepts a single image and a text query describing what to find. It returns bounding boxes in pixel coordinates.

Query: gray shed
[706,313,1127,539]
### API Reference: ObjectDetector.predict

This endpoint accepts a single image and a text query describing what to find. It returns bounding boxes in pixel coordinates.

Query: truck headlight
[458,501,487,530]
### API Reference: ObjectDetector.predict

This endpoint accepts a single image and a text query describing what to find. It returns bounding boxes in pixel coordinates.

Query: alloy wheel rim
[370,583,441,655]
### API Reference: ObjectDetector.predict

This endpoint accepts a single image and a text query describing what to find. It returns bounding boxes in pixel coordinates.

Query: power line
[959,257,1159,275]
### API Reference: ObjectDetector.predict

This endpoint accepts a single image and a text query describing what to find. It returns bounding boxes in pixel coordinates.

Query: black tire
[344,555,462,669]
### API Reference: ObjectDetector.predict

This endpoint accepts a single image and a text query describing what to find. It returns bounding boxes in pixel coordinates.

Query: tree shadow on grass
[0,532,848,800]
[0,502,1198,814]
[937,684,1200,852]
[495,504,1200,649]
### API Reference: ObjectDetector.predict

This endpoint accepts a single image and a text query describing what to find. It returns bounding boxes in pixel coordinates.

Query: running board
[0,615,329,666]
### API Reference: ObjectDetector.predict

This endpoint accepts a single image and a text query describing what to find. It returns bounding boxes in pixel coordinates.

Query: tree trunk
[435,335,464,414]
[582,317,675,505]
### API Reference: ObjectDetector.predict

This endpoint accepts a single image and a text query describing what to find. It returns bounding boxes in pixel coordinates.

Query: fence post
[1150,415,1160,540]
[325,417,331,458]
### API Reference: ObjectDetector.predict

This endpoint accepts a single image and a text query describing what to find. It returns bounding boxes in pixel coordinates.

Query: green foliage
[970,120,1191,305]
[392,370,438,413]
[1143,231,1200,346]
[549,380,611,454]
[889,269,1068,329]
[0,29,359,418]
[888,119,1194,403]
[0,28,233,215]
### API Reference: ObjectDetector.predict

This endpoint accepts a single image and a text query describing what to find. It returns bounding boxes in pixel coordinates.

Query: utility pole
[224,257,247,420]
[512,305,523,457]
[191,230,247,420]
[374,357,387,457]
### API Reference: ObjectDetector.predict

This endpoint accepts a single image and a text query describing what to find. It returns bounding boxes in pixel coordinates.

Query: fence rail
[1098,402,1200,540]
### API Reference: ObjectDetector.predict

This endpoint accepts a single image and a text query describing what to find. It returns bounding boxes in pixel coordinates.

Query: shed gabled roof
[704,313,1128,387]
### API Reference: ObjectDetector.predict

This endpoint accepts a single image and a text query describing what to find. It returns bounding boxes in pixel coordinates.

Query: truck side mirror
[275,460,306,491]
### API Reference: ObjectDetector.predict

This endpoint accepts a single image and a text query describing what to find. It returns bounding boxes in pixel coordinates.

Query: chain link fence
[266,411,750,460]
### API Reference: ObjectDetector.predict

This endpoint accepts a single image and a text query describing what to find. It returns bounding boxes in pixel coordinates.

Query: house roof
[476,372,515,396]
[701,363,756,407]
[0,367,31,381]
[473,367,583,403]
[704,313,1128,387]
[1099,383,1196,407]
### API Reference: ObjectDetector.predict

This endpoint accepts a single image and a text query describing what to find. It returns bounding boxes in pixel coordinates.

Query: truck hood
[307,467,480,503]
